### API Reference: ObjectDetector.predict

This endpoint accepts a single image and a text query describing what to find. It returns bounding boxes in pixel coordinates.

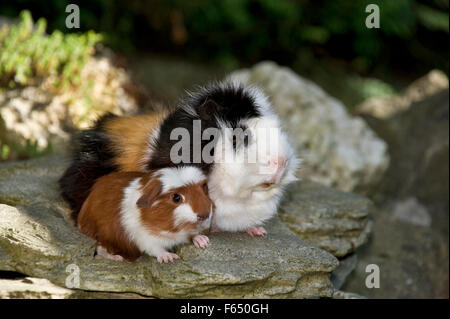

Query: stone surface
[0,155,339,298]
[342,200,449,299]
[0,271,153,299]
[363,89,449,213]
[229,61,389,193]
[0,276,73,299]
[392,197,431,227]
[344,89,449,298]
[279,181,373,257]
[356,70,449,119]
[331,254,358,290]
[0,86,72,155]
[332,290,366,299]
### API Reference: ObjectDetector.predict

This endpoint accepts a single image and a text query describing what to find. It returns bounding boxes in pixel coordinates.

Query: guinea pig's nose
[271,156,286,168]
[197,214,208,221]
[263,156,287,182]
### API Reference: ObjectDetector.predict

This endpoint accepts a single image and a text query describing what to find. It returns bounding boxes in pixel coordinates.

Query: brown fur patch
[78,172,143,261]
[137,177,161,209]
[139,177,212,234]
[103,112,167,172]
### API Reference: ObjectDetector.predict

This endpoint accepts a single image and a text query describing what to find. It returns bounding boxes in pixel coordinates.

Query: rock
[0,86,72,156]
[228,61,389,193]
[67,47,143,129]
[0,273,153,299]
[356,70,449,119]
[362,89,449,214]
[0,48,143,160]
[0,276,73,299]
[331,254,358,290]
[279,181,373,257]
[392,197,431,227]
[332,290,366,299]
[342,201,449,298]
[0,156,339,298]
[342,88,449,298]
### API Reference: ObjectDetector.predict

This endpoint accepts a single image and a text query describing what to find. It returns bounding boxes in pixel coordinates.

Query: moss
[0,10,101,89]
[0,195,30,206]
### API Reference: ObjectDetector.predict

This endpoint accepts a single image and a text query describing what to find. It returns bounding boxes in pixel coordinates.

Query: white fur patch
[245,85,274,117]
[156,166,206,193]
[120,178,191,258]
[173,203,198,225]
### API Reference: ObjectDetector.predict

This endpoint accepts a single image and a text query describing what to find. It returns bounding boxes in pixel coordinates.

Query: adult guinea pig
[77,166,213,263]
[61,81,299,237]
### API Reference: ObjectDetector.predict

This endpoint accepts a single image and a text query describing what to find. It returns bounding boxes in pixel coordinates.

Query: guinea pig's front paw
[192,234,210,248]
[95,245,125,262]
[156,252,180,264]
[246,226,267,237]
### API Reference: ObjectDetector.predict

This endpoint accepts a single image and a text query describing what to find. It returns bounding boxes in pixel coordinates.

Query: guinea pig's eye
[243,131,250,147]
[172,193,182,203]
[202,182,209,195]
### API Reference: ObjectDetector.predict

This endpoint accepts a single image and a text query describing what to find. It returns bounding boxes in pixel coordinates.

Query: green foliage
[131,0,447,71]
[0,10,101,89]
[415,3,449,32]
[1,143,10,160]
[348,77,397,102]
[0,138,52,161]
[0,0,447,77]
[0,10,101,161]
[13,139,53,158]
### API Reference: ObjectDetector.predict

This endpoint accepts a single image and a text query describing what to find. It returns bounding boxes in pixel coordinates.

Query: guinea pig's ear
[136,179,162,209]
[198,99,222,121]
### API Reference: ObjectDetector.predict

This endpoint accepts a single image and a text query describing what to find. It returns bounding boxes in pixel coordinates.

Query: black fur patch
[185,82,261,127]
[59,115,118,220]
[147,83,261,172]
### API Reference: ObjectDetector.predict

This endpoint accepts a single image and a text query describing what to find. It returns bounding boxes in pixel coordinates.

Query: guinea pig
[207,112,299,235]
[61,81,299,237]
[77,166,213,263]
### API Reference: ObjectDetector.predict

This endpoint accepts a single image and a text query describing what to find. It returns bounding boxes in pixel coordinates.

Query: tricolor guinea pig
[77,166,213,263]
[61,81,299,237]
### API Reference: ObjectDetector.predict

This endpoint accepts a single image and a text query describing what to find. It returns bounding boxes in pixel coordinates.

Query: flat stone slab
[0,276,74,299]
[0,156,338,298]
[279,181,373,257]
[0,274,153,299]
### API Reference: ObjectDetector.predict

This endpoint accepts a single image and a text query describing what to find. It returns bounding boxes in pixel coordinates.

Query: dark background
[1,0,448,93]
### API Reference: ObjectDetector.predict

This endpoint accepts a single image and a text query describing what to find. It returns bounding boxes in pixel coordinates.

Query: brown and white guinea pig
[61,81,300,237]
[77,166,213,263]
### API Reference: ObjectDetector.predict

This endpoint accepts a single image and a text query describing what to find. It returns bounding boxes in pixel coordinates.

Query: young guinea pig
[61,81,299,237]
[77,166,213,263]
